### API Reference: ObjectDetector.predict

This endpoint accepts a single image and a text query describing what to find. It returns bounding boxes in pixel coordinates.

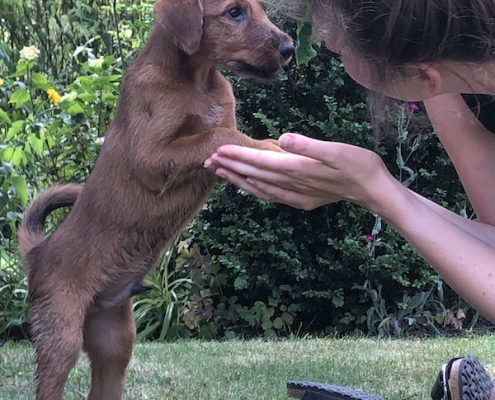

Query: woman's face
[339,50,435,101]
[341,49,495,100]
[312,9,494,100]
[312,16,431,100]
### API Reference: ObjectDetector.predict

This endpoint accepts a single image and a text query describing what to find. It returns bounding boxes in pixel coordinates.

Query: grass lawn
[1,335,494,399]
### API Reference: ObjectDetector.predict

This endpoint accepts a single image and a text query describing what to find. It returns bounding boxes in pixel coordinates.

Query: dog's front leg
[168,126,283,165]
[132,126,282,192]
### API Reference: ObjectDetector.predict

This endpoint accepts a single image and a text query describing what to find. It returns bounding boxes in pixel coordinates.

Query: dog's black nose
[279,42,295,61]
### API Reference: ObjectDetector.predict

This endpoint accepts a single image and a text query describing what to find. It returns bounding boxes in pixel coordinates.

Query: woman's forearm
[412,190,495,246]
[371,176,495,323]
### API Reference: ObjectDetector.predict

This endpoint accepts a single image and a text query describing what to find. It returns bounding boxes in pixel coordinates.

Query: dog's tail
[18,183,83,261]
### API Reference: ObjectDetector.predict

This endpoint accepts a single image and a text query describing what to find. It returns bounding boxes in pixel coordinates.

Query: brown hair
[280,0,495,135]
[298,0,495,84]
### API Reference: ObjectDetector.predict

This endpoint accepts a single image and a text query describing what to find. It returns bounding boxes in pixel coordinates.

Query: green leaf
[11,176,28,205]
[6,120,25,140]
[0,108,13,126]
[28,133,44,156]
[263,329,276,338]
[76,93,97,102]
[261,320,272,330]
[332,295,345,308]
[281,312,294,325]
[102,92,118,102]
[224,330,236,340]
[0,192,8,212]
[407,292,426,310]
[296,21,318,65]
[67,103,84,116]
[272,317,283,330]
[31,72,47,86]
[1,146,25,166]
[103,55,115,68]
[91,76,112,88]
[136,320,160,339]
[234,276,248,290]
[9,88,30,109]
[9,61,27,78]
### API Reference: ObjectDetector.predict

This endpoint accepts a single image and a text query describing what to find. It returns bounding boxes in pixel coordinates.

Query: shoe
[431,355,494,400]
[287,381,387,400]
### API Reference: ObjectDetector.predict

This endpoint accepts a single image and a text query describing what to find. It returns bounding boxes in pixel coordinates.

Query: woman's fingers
[214,167,275,201]
[244,176,341,210]
[215,166,337,210]
[207,149,327,191]
[214,145,300,172]
[279,133,337,163]
[207,153,288,182]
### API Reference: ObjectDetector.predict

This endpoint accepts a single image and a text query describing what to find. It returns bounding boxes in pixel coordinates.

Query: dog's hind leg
[31,300,86,400]
[83,299,135,400]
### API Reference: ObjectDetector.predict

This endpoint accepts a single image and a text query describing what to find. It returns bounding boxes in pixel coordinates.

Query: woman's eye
[228,7,245,21]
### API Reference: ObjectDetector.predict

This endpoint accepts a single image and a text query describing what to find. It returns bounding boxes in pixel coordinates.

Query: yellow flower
[0,77,3,86]
[47,88,61,106]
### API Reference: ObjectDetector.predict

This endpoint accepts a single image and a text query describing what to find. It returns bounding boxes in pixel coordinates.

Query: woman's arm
[424,94,495,225]
[371,174,495,324]
[411,190,495,246]
[205,134,495,322]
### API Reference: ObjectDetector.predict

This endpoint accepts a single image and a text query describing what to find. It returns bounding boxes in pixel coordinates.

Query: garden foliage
[0,0,476,341]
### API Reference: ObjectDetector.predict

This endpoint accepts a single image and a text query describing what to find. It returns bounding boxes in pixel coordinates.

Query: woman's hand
[204,133,393,211]
[206,131,495,323]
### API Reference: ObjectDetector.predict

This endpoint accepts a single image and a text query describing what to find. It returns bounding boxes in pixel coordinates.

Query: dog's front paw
[261,138,286,153]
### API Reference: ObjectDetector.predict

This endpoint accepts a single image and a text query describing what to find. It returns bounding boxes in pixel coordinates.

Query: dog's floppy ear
[154,0,204,55]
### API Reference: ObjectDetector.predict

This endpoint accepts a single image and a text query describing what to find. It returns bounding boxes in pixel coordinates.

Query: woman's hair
[301,0,495,86]
[280,0,495,136]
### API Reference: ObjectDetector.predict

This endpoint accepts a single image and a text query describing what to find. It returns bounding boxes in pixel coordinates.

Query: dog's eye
[227,6,245,21]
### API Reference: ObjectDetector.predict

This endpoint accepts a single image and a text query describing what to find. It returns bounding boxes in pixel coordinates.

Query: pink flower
[409,103,419,112]
[365,235,375,243]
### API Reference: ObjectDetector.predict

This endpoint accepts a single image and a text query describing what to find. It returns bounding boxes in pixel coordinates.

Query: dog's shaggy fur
[18,1,293,399]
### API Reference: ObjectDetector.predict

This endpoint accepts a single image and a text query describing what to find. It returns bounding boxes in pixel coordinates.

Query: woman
[205,1,495,399]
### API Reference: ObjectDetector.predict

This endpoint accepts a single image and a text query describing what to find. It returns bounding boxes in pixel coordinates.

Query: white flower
[123,29,133,39]
[61,91,78,103]
[20,46,40,62]
[87,57,104,69]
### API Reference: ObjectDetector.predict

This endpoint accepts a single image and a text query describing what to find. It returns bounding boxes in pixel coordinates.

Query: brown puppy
[18,1,293,399]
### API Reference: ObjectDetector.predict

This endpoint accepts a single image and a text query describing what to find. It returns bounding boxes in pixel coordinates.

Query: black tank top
[463,94,495,133]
